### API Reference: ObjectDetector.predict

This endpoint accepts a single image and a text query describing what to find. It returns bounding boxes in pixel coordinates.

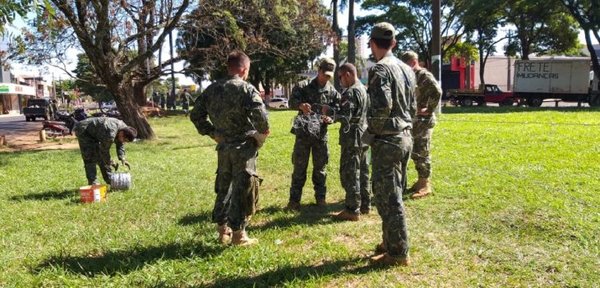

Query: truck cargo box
[514,58,590,95]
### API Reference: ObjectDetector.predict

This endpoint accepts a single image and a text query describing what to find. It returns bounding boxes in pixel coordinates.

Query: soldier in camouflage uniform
[401,51,442,199]
[366,22,416,266]
[286,58,341,211]
[190,51,269,246]
[74,117,137,185]
[332,63,371,221]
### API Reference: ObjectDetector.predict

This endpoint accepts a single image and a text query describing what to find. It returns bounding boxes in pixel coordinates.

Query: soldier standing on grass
[190,51,270,246]
[73,117,137,185]
[286,58,341,211]
[366,22,416,266]
[332,63,371,222]
[401,51,442,199]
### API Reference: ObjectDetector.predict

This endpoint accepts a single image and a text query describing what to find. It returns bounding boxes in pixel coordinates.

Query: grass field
[1,107,599,287]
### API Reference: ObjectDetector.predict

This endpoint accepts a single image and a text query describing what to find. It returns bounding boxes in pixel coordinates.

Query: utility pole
[507,30,512,91]
[432,0,442,113]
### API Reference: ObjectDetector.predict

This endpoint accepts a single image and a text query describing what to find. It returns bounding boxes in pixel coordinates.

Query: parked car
[268,97,289,109]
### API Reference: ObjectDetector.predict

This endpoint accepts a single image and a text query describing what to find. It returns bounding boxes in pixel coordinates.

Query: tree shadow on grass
[250,202,345,232]
[33,240,225,277]
[9,189,76,202]
[203,257,387,288]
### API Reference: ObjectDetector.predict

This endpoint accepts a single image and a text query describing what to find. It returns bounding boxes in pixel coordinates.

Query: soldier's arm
[189,91,215,137]
[115,141,126,161]
[367,65,392,135]
[335,89,353,123]
[423,72,442,113]
[289,82,311,113]
[246,86,270,134]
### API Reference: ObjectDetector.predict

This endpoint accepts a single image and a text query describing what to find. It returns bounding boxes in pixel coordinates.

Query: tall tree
[505,0,580,60]
[561,0,600,78]
[462,0,507,85]
[357,0,469,66]
[178,0,332,95]
[339,0,361,64]
[331,0,342,88]
[18,0,190,139]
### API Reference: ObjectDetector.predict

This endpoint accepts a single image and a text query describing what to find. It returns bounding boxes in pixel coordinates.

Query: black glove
[120,159,130,169]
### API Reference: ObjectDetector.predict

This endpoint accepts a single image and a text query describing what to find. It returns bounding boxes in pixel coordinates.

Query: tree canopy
[178,0,332,94]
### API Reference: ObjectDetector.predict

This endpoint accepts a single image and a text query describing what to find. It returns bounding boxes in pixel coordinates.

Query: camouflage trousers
[411,117,435,179]
[77,137,112,185]
[371,133,412,258]
[289,136,329,203]
[212,140,258,231]
[340,145,371,213]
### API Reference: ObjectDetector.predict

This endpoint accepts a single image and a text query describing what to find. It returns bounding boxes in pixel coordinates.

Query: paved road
[0,114,42,137]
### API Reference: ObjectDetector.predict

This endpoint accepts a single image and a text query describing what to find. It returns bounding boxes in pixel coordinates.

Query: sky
[4,2,597,85]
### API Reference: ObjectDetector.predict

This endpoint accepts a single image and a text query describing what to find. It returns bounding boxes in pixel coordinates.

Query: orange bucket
[79,184,107,203]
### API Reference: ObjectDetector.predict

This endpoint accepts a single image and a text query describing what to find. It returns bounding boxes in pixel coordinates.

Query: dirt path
[0,115,78,152]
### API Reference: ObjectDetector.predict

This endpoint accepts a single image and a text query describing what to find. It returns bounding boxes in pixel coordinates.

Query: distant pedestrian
[401,51,442,199]
[332,63,371,222]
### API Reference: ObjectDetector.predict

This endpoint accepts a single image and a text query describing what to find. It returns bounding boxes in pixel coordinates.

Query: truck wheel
[500,99,513,107]
[25,116,30,122]
[460,98,474,107]
[527,97,543,107]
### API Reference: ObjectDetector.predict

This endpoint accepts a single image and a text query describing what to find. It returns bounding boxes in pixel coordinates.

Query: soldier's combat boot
[333,209,359,221]
[374,242,387,254]
[232,230,258,246]
[286,201,301,212]
[411,178,432,199]
[370,253,410,266]
[316,199,327,207]
[217,224,232,245]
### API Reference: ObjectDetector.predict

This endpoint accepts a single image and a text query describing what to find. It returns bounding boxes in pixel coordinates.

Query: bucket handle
[112,162,131,171]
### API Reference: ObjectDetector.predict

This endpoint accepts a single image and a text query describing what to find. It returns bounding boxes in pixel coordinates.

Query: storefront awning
[0,83,36,96]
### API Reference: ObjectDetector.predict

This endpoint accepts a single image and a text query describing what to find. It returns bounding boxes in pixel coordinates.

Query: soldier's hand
[110,160,118,170]
[299,103,312,115]
[121,159,130,169]
[212,135,224,144]
[417,107,431,116]
[321,115,333,124]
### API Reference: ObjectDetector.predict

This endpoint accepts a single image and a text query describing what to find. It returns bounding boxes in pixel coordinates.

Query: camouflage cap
[370,22,396,40]
[319,58,336,78]
[401,51,419,63]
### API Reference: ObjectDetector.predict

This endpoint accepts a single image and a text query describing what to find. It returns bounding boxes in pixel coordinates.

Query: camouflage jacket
[336,81,368,148]
[367,52,416,136]
[74,117,129,160]
[190,75,269,144]
[289,77,341,139]
[414,67,442,122]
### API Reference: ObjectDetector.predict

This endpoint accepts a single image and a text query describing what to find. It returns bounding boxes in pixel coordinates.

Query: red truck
[446,84,517,107]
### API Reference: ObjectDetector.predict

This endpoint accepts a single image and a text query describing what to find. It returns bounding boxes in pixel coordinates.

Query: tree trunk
[133,81,147,106]
[332,0,341,89]
[347,0,356,64]
[479,47,485,86]
[115,84,156,140]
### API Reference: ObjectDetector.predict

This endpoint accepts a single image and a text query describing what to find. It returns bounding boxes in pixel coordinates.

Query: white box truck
[513,58,600,107]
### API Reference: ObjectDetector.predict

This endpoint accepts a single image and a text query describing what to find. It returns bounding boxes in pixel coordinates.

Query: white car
[268,97,289,109]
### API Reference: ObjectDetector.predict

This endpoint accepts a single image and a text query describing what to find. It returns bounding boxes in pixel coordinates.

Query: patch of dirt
[0,130,78,152]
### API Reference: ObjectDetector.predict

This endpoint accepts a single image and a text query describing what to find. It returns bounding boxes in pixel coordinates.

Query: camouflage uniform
[367,52,416,258]
[336,81,370,214]
[190,75,269,232]
[412,67,442,179]
[73,117,129,185]
[289,77,340,204]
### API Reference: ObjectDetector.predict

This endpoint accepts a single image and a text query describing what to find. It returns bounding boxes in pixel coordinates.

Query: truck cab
[447,84,515,107]
[23,98,52,121]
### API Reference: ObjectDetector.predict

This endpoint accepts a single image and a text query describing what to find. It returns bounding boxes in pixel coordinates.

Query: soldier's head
[369,22,397,60]
[338,63,358,88]
[401,51,420,69]
[317,58,336,87]
[116,126,137,143]
[227,51,251,80]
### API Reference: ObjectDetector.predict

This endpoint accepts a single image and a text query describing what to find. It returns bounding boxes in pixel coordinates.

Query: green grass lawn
[1,107,599,287]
